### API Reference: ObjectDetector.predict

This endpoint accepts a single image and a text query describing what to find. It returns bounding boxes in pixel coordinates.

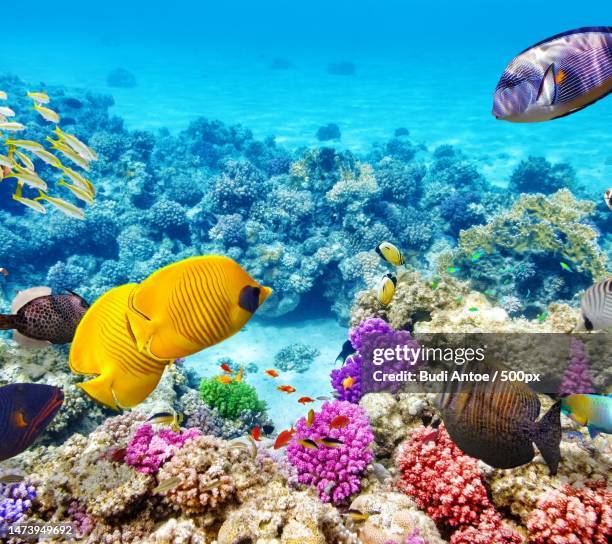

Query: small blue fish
[447,266,459,274]
[470,252,482,262]
[493,27,612,123]
[560,262,572,272]
[537,312,548,323]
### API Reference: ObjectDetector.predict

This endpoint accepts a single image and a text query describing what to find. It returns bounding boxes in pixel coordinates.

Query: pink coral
[125,423,201,474]
[396,425,522,543]
[286,400,374,505]
[527,482,612,544]
[558,338,595,396]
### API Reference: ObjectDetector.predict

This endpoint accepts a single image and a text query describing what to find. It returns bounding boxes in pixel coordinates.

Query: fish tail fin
[0,314,16,330]
[78,374,120,411]
[534,400,562,475]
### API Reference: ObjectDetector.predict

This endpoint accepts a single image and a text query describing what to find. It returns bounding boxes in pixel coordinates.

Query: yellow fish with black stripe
[126,255,272,360]
[375,241,405,266]
[69,256,272,409]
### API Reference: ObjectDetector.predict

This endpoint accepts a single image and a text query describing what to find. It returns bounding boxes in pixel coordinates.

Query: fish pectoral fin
[126,310,156,353]
[78,374,120,411]
[536,63,557,106]
[587,425,599,440]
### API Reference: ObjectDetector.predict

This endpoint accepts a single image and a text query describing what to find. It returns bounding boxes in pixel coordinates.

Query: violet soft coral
[558,338,595,396]
[125,423,201,474]
[0,482,36,526]
[396,425,522,543]
[330,353,363,403]
[286,400,374,505]
[333,317,420,400]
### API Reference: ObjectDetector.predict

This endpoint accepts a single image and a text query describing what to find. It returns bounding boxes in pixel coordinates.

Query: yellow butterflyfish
[69,284,171,410]
[33,104,60,124]
[126,256,272,360]
[26,91,50,104]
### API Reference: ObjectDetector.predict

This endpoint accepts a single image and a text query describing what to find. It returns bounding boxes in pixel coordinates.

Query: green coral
[198,377,267,419]
[449,189,608,280]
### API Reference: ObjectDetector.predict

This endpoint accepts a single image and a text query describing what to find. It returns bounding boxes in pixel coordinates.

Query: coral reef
[396,425,522,543]
[526,482,612,543]
[125,423,201,474]
[558,338,596,396]
[287,400,374,505]
[198,376,267,419]
[274,342,321,373]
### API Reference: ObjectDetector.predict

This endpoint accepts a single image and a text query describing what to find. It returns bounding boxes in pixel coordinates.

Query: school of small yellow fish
[0,90,98,220]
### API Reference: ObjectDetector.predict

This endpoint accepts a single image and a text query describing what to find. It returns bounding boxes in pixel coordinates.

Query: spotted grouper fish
[0,286,89,347]
[493,26,612,122]
[437,358,562,474]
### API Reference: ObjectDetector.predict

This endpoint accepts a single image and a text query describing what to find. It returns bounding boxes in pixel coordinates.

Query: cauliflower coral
[286,400,374,505]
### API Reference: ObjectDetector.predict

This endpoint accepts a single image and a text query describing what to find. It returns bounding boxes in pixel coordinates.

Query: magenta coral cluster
[125,423,201,474]
[558,338,595,396]
[286,400,374,505]
[331,317,420,402]
[527,482,612,543]
[396,425,522,544]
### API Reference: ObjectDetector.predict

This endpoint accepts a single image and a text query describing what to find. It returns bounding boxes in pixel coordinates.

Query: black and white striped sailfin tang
[581,278,612,330]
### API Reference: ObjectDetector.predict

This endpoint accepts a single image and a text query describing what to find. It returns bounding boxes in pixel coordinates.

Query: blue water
[4,1,612,186]
[3,1,612,428]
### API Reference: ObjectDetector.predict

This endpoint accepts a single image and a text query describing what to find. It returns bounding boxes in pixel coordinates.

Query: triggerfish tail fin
[10,286,52,313]
[533,400,562,475]
[78,374,120,411]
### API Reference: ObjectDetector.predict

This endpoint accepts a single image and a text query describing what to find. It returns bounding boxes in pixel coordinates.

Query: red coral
[396,425,522,543]
[527,482,612,544]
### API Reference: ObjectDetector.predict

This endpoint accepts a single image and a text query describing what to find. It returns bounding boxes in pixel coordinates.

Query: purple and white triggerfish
[493,26,612,122]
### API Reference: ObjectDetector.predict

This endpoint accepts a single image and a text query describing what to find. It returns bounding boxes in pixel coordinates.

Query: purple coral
[333,318,420,401]
[286,400,374,505]
[0,482,36,525]
[331,354,363,403]
[558,339,595,396]
[125,423,201,474]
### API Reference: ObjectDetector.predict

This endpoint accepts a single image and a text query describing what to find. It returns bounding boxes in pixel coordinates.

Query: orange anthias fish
[251,426,261,441]
[277,385,296,394]
[342,376,355,390]
[220,363,233,374]
[265,369,279,378]
[216,375,233,385]
[330,415,350,429]
[234,366,244,383]
[298,396,315,405]
[274,427,295,449]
